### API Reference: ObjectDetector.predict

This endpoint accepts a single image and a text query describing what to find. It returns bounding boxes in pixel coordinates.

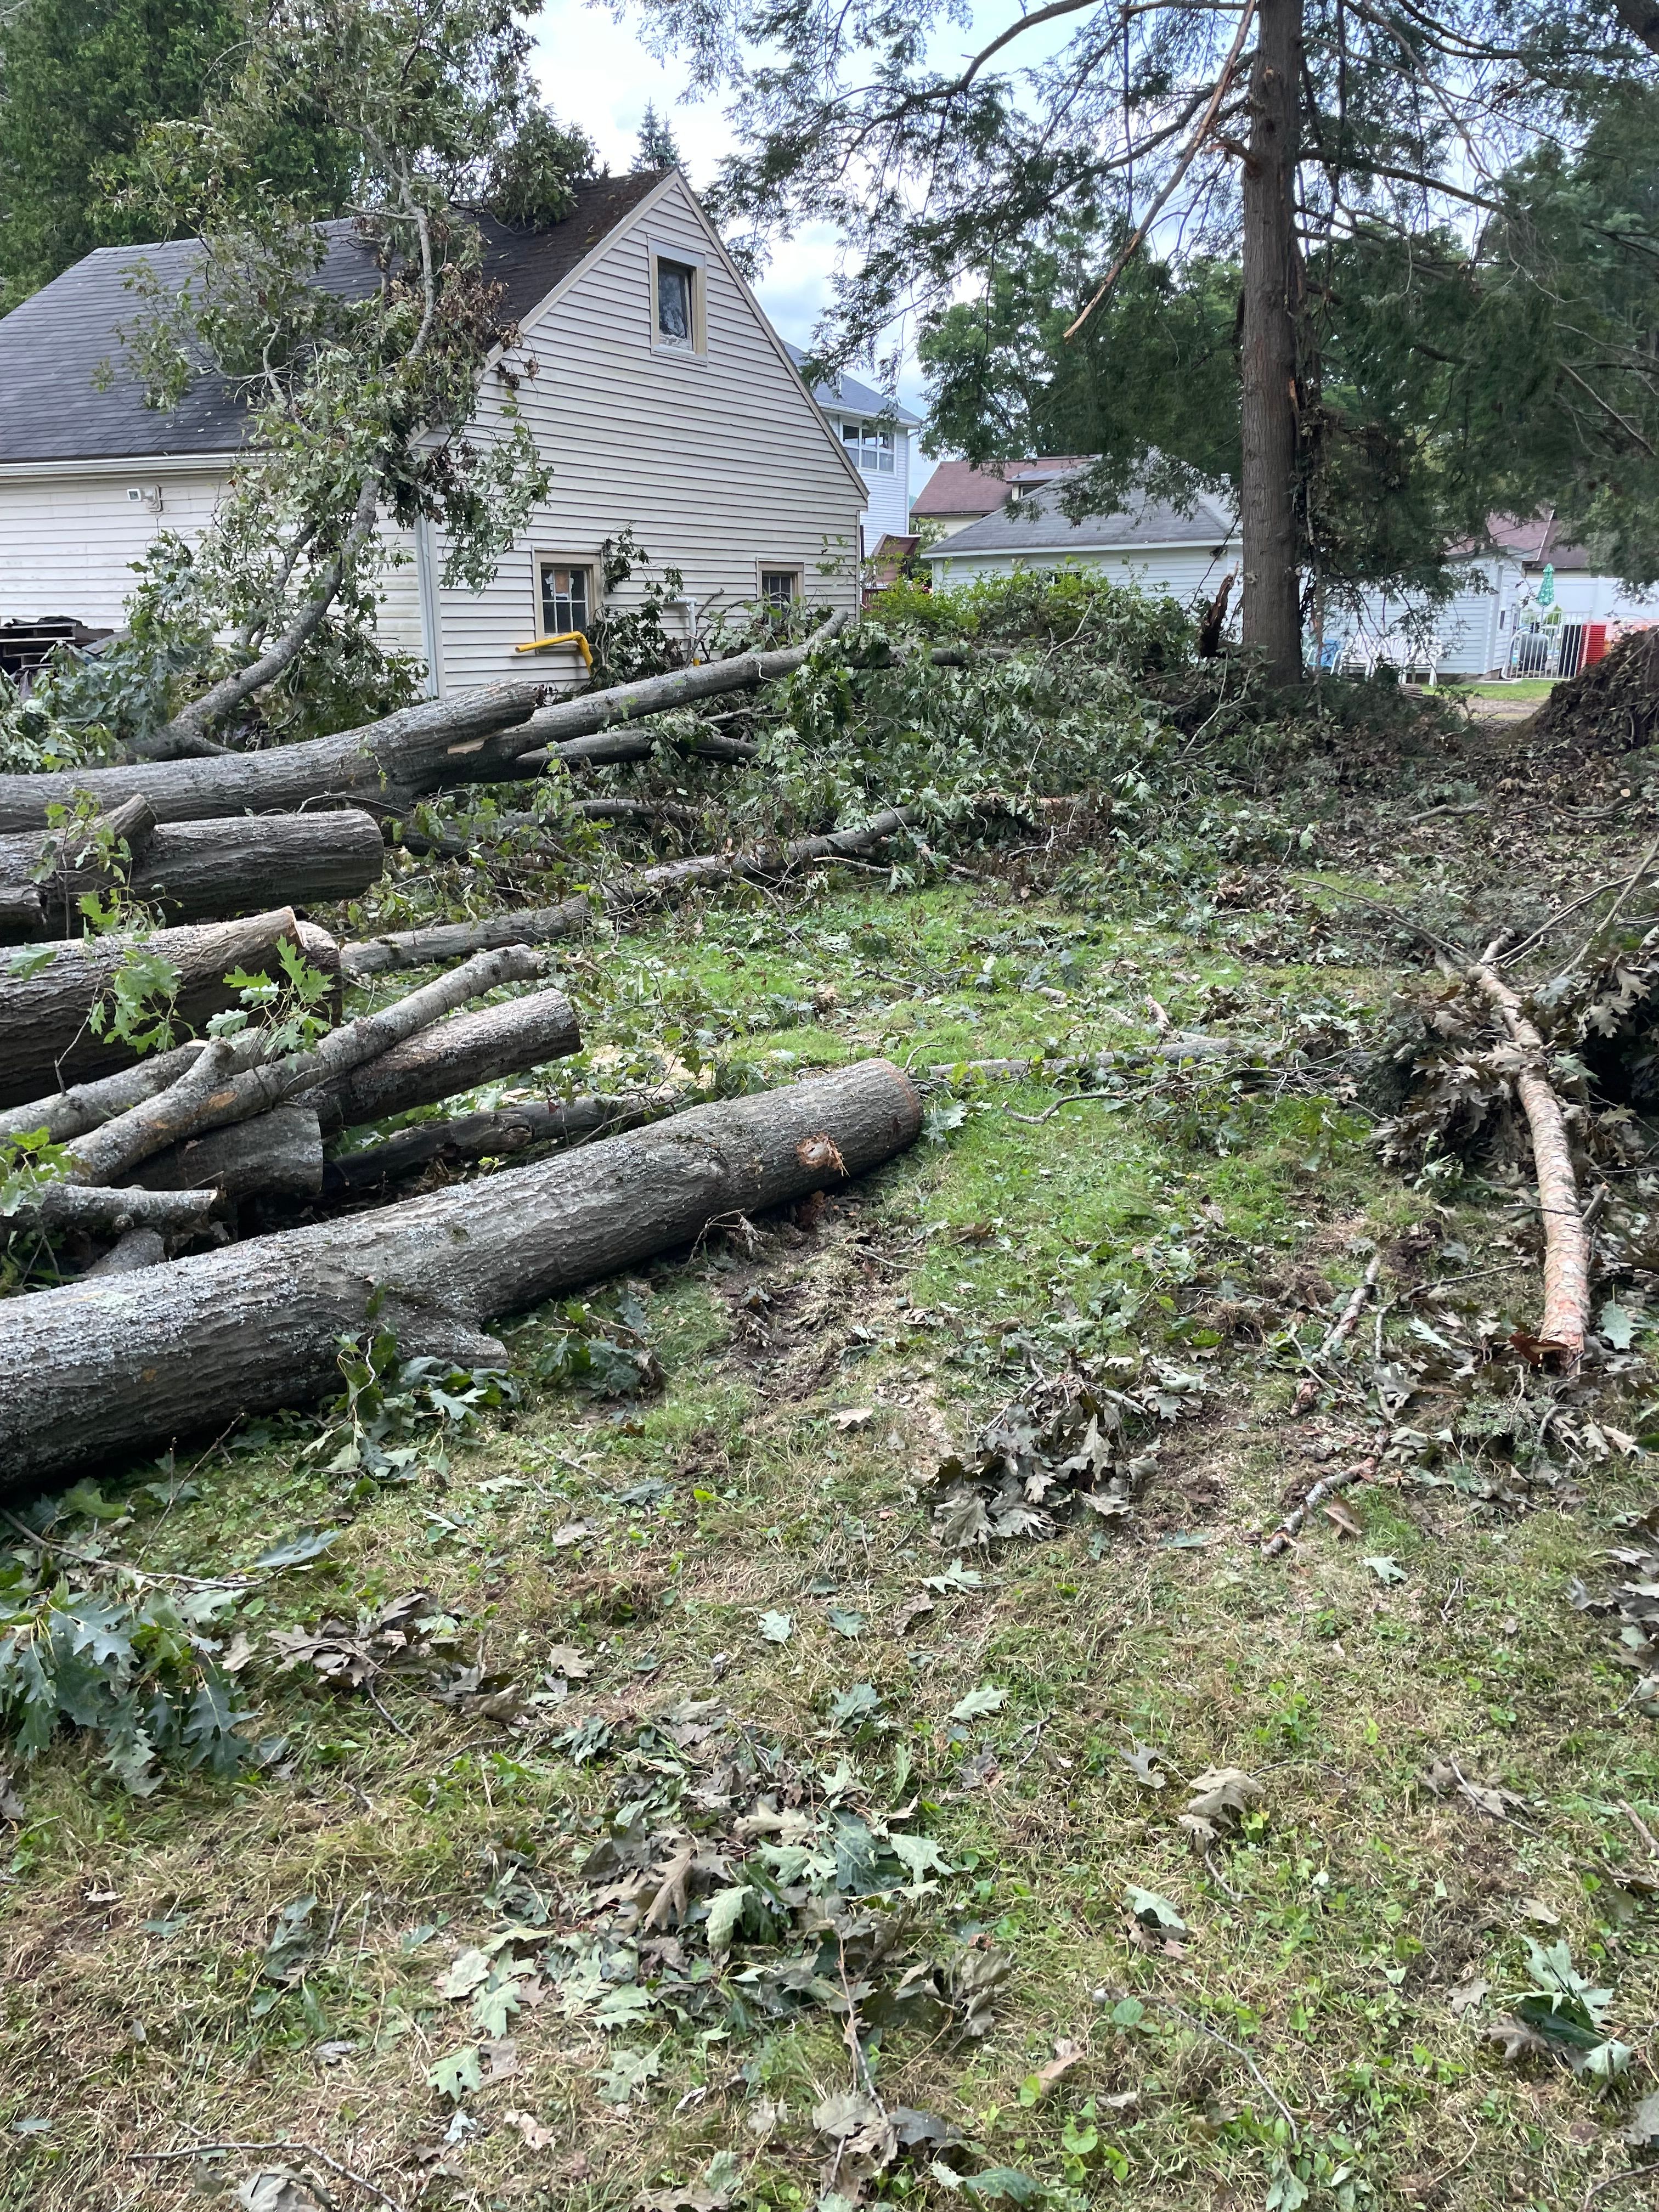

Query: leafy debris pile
[1375,932,1659,1193]
[1570,1505,1659,1712]
[421,1692,1008,2129]
[927,1361,1207,1547]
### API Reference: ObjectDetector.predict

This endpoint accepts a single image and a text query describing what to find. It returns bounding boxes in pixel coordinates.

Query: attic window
[653,253,702,353]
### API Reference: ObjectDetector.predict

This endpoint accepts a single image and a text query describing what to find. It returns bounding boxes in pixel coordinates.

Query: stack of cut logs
[0,627,925,1485]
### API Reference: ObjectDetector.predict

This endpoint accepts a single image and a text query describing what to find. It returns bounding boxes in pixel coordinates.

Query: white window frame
[648,240,706,357]
[757,563,804,608]
[534,552,602,638]
[840,419,899,473]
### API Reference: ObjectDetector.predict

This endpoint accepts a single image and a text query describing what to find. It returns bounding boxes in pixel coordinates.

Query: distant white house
[918,471,1240,612]
[1330,513,1659,681]
[0,170,867,695]
[785,346,920,557]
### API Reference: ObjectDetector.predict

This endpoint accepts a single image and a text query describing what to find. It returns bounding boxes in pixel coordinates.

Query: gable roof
[912,456,1093,518]
[783,343,922,430]
[0,172,661,467]
[920,470,1239,558]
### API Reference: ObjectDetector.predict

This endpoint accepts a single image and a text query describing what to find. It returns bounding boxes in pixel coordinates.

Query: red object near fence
[1585,624,1609,666]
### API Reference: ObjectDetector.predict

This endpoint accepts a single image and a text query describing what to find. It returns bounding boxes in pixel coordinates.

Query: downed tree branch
[63,943,545,1187]
[342,897,590,978]
[6,1182,218,1238]
[0,617,850,832]
[0,1057,922,1486]
[324,1086,683,1193]
[0,808,385,938]
[1291,1253,1384,1412]
[0,1043,207,1146]
[0,909,338,1110]
[85,1228,168,1276]
[306,984,579,1133]
[1468,941,1591,1365]
[1262,1455,1380,1558]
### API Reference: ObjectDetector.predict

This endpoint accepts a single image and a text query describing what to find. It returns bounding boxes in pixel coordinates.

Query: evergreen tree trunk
[1239,0,1305,685]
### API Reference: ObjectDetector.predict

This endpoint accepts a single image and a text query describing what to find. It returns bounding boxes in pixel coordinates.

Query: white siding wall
[924,542,1238,610]
[826,418,912,549]
[431,175,864,686]
[0,466,229,627]
[0,465,436,678]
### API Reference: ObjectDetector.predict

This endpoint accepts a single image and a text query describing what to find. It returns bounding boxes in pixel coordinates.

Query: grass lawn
[3,860,1658,2212]
[1453,679,1559,701]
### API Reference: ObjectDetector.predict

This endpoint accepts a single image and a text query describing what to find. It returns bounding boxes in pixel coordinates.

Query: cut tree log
[0,809,385,937]
[62,943,545,1187]
[136,1104,325,1202]
[325,1087,682,1193]
[306,983,579,1133]
[0,908,337,1111]
[0,620,847,832]
[342,897,590,978]
[0,1057,922,1486]
[1469,942,1592,1365]
[5,1182,217,1238]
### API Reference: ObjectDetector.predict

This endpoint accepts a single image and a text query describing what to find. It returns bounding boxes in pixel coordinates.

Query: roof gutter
[0,450,241,482]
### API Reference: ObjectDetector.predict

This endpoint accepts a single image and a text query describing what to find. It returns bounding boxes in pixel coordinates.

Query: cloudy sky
[531,0,936,416]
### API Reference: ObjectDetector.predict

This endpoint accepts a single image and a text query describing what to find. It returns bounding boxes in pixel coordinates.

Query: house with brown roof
[0,170,867,694]
[910,456,1094,540]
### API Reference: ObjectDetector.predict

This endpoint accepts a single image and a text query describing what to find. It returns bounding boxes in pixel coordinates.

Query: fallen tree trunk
[0,1057,922,1486]
[1469,943,1591,1365]
[324,1086,682,1193]
[85,1228,168,1276]
[0,622,846,833]
[0,909,337,1111]
[342,897,590,978]
[512,727,759,776]
[8,1182,218,1238]
[0,809,385,937]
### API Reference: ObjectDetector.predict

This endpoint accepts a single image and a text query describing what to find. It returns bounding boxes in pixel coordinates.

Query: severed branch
[1468,940,1590,1366]
[1263,1454,1380,1557]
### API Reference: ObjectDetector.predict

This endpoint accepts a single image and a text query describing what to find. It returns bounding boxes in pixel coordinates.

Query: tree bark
[0,909,335,1111]
[65,943,546,1185]
[0,623,845,833]
[135,1104,324,1202]
[342,897,591,978]
[1238,0,1305,685]
[306,983,580,1133]
[0,1057,922,1487]
[323,1087,681,1193]
[7,1182,218,1238]
[0,1042,208,1146]
[1469,949,1590,1365]
[84,1228,168,1276]
[0,810,385,938]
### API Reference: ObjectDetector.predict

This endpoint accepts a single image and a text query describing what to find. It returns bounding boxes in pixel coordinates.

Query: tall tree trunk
[1239,0,1305,685]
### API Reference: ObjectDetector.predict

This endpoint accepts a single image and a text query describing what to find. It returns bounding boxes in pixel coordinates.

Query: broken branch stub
[0,1058,923,1487]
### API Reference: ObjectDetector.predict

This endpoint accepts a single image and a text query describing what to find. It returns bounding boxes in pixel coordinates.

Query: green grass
[1453,679,1558,701]
[3,875,1657,2212]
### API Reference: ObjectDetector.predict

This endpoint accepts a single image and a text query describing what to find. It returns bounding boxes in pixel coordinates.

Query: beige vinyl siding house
[0,171,865,691]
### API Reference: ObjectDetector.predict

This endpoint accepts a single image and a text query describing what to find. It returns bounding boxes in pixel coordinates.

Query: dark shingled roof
[0,171,662,466]
[921,470,1239,558]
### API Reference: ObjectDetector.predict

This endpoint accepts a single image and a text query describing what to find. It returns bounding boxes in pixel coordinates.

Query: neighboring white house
[0,170,867,693]
[785,345,919,556]
[919,471,1241,611]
